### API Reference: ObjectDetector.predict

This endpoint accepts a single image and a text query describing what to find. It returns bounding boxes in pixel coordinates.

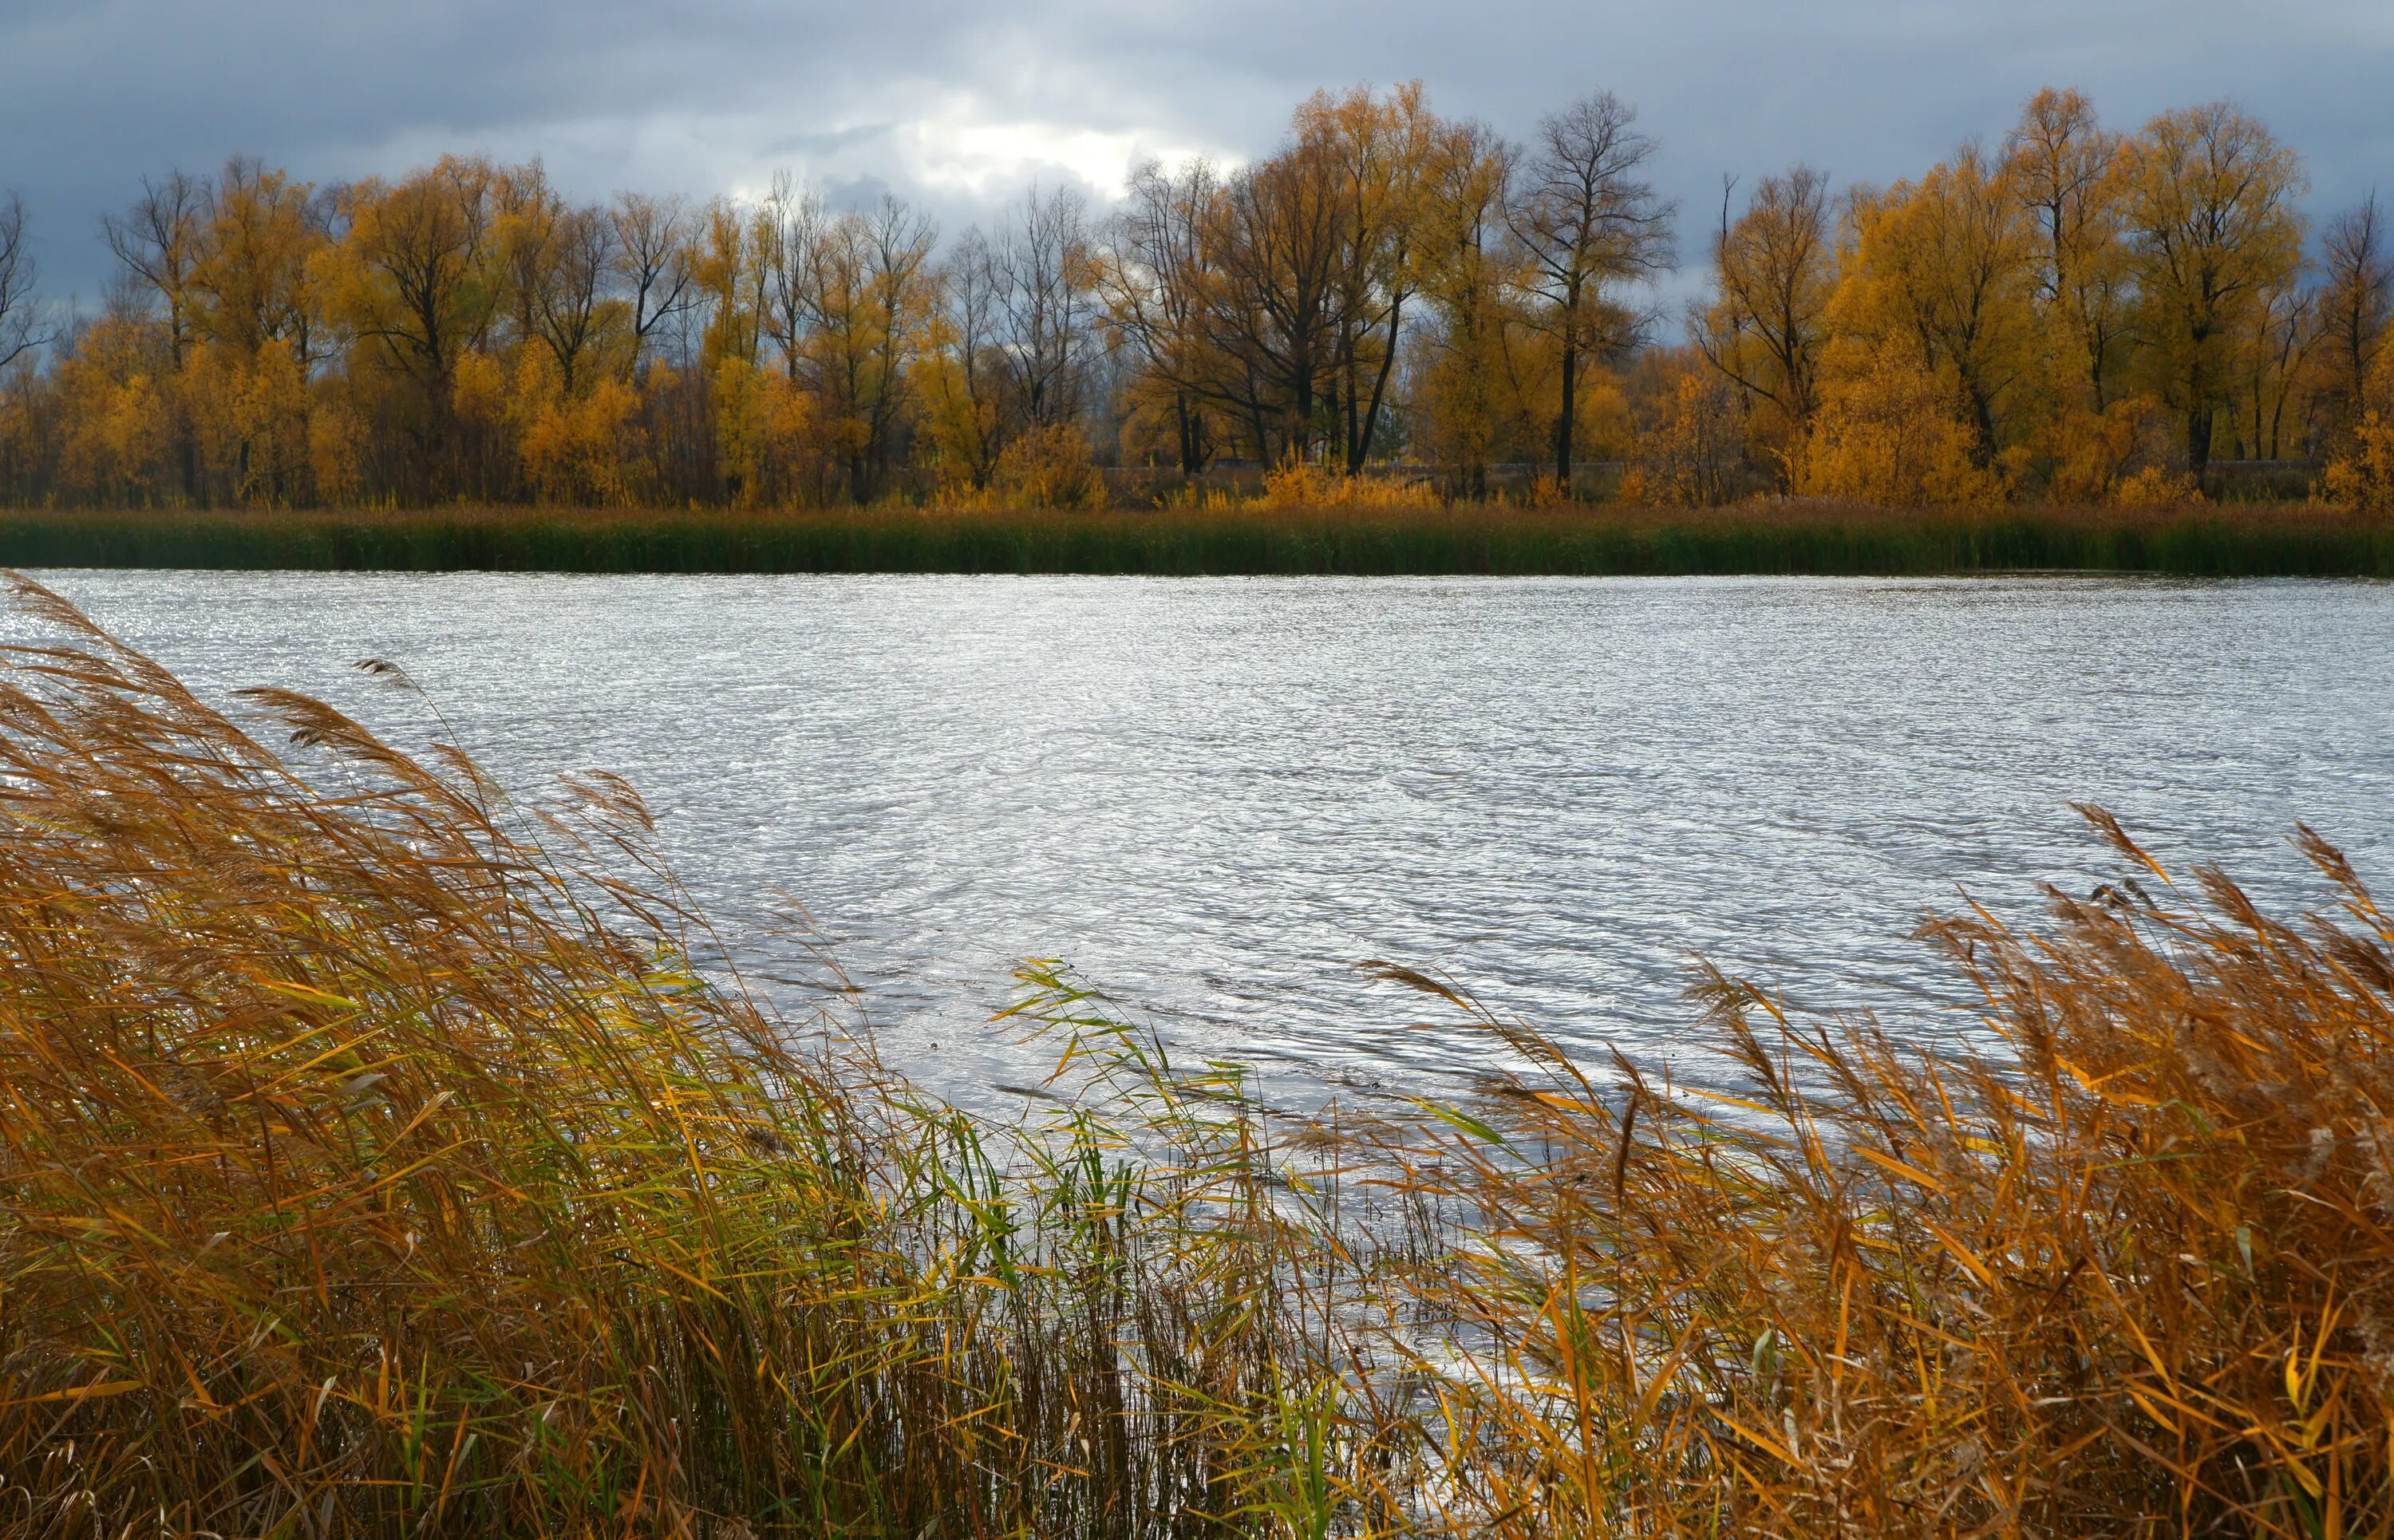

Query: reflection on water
[26,571,2392,1111]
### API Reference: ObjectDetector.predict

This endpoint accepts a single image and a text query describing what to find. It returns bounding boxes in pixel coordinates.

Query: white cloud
[899,104,1224,201]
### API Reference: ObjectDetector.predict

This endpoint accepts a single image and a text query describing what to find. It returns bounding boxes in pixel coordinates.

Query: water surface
[26,572,2392,1109]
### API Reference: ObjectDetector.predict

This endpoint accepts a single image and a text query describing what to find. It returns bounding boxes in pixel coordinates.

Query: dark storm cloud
[4,0,2390,302]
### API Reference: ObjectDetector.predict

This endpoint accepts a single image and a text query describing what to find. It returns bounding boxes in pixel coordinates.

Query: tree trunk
[1174,393,1201,476]
[1352,292,1404,476]
[1969,389,1998,470]
[1555,341,1577,488]
[2187,405,2214,481]
[1291,364,1314,464]
[1343,329,1361,474]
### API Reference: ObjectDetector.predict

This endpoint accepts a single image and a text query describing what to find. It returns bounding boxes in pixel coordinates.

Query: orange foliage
[0,88,2373,511]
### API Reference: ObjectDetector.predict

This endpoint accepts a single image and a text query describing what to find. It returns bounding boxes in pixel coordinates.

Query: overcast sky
[6,0,2390,303]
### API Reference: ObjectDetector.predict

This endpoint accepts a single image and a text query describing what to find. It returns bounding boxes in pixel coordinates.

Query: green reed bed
[3,576,2394,1535]
[0,501,2388,576]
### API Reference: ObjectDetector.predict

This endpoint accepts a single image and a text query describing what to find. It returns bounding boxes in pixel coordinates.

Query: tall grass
[1,578,2392,1534]
[0,500,2390,576]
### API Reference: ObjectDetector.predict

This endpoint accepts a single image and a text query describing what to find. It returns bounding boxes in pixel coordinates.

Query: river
[26,571,2392,1112]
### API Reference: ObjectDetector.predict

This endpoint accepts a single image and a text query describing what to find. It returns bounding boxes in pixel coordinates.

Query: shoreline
[0,501,2387,578]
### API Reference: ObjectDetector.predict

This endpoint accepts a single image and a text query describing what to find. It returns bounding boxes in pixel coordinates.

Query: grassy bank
[3,578,2392,1535]
[1,500,2390,576]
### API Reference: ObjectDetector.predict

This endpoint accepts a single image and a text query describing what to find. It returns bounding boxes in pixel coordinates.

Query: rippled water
[23,571,2392,1110]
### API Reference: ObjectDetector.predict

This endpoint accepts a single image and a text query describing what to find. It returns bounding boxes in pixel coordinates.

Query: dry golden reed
[0,575,2388,1536]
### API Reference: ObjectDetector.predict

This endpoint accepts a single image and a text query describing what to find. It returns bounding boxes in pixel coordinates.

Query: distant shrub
[1626,371,1747,507]
[991,421,1107,510]
[2112,462,2206,509]
[1258,455,1441,510]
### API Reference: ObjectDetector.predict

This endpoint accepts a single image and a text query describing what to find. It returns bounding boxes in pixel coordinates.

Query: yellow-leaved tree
[2122,103,2306,479]
[2322,346,2394,512]
[1799,338,2003,506]
[320,156,504,498]
[1695,167,1837,487]
[1807,144,2039,499]
[1624,365,1745,507]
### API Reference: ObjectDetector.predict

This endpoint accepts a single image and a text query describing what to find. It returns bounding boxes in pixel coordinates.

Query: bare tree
[101,170,211,367]
[1510,91,1677,486]
[756,172,824,381]
[609,192,697,374]
[2243,278,2315,460]
[0,194,48,373]
[992,184,1096,433]
[935,224,1005,484]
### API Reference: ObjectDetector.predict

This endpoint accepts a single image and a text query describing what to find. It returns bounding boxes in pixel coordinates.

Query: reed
[0,578,2390,1534]
[1357,809,2394,1534]
[0,500,2388,576]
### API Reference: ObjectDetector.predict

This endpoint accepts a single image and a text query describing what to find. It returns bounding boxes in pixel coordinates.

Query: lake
[26,571,2392,1112]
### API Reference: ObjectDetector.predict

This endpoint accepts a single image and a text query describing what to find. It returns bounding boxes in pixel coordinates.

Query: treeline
[0,84,2388,511]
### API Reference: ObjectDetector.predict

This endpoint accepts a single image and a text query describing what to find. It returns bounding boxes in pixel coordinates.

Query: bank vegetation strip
[2,500,2391,577]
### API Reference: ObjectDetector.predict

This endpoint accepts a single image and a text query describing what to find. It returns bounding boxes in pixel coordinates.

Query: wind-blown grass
[0,500,2389,576]
[1,578,2391,1535]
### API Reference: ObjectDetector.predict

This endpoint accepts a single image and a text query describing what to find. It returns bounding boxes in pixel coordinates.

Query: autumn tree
[2003,88,2134,408]
[919,223,1005,489]
[1413,120,1526,494]
[1099,85,1484,476]
[492,161,565,365]
[100,171,214,496]
[1202,129,1347,462]
[1510,91,1676,488]
[1097,158,1222,473]
[1626,351,1745,505]
[1829,144,2039,469]
[1697,166,1837,484]
[693,196,763,370]
[194,158,330,361]
[324,156,503,474]
[1298,83,1440,474]
[2321,342,2394,510]
[2123,102,2307,477]
[0,85,2368,513]
[2315,194,2392,448]
[51,308,176,505]
[788,196,938,501]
